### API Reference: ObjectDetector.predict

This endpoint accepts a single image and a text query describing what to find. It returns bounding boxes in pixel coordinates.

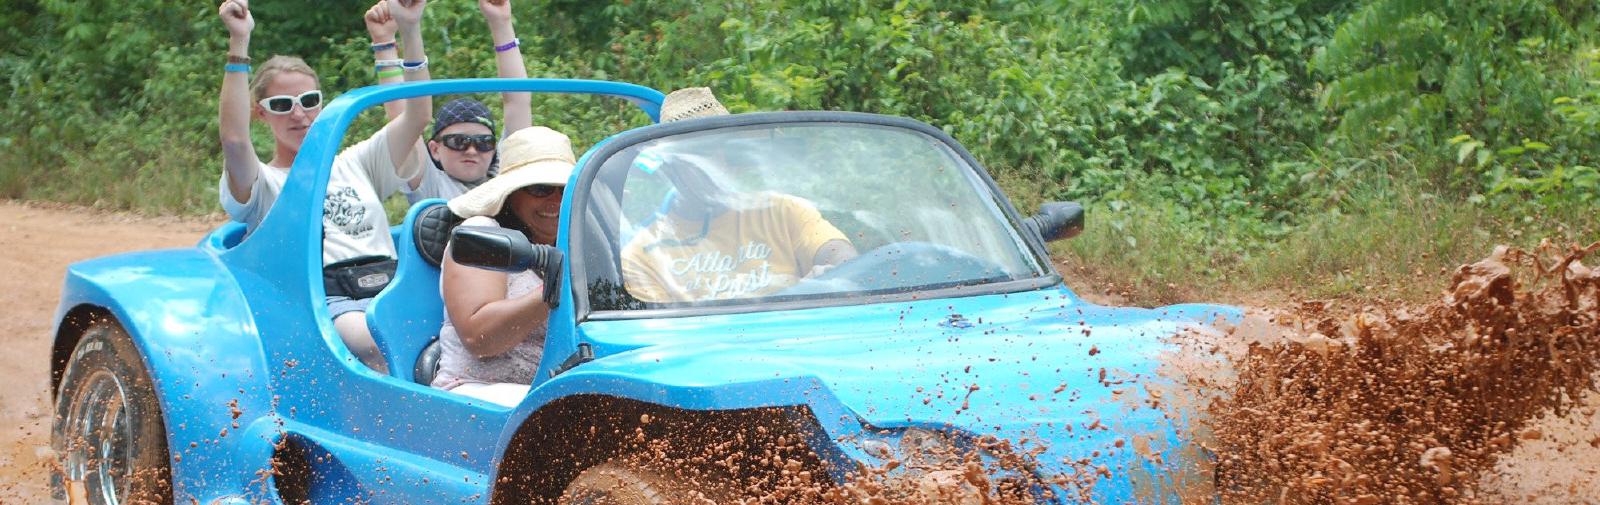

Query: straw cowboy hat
[448,126,575,217]
[659,87,729,122]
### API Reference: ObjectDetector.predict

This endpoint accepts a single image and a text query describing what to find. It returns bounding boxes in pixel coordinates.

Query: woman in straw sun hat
[432,126,575,406]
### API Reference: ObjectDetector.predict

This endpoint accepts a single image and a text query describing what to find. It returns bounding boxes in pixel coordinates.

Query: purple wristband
[494,38,519,53]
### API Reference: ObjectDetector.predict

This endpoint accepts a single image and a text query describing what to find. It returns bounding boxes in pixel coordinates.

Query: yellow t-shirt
[621,193,849,303]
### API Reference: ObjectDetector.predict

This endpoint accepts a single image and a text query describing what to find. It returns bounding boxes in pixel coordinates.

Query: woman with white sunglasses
[217,0,434,373]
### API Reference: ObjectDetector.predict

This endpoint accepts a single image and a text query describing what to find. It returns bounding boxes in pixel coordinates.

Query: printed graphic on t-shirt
[324,186,374,239]
[666,240,790,298]
[622,194,851,303]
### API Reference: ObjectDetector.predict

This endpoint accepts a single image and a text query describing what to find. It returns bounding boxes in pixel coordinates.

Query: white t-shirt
[219,123,422,265]
[404,156,472,204]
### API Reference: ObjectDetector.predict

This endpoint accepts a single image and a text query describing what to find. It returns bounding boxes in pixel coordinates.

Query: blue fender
[490,287,1242,502]
[53,247,281,502]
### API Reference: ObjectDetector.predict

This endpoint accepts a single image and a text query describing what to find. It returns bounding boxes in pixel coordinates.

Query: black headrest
[414,338,442,385]
[413,204,464,267]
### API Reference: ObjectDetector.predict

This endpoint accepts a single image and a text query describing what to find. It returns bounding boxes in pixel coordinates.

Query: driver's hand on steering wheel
[804,264,836,279]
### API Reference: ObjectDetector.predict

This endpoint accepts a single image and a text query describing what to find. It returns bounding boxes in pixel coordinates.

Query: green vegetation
[1,0,1596,304]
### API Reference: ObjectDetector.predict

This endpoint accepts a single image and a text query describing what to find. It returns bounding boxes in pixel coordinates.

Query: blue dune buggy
[49,78,1238,504]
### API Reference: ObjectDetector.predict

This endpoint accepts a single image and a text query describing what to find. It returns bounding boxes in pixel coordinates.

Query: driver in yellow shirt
[620,88,857,303]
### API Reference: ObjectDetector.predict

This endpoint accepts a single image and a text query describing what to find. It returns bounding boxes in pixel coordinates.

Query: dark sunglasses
[258,90,323,115]
[439,134,497,153]
[520,185,561,198]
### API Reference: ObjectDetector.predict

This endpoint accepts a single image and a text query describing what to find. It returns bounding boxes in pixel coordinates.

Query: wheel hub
[63,369,133,505]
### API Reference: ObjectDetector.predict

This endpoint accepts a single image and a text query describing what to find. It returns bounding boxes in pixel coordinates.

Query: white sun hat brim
[447,159,573,217]
[447,126,576,217]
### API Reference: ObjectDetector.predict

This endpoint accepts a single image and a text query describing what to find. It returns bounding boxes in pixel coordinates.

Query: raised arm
[442,242,550,359]
[387,0,433,181]
[217,0,261,203]
[365,0,404,122]
[480,0,530,132]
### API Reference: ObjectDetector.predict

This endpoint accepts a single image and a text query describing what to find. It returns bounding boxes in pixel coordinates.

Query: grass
[2,120,232,217]
[1048,176,1600,308]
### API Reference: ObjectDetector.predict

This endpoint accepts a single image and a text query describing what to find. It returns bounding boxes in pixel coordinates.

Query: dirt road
[0,200,220,502]
[0,199,1593,502]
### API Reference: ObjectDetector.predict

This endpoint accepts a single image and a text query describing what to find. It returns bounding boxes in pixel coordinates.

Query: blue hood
[572,286,1239,501]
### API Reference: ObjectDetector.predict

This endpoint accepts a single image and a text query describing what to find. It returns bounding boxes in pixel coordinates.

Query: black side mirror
[449,226,565,308]
[1024,201,1085,243]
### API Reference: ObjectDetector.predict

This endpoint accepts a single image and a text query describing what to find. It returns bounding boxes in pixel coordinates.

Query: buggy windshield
[578,121,1050,311]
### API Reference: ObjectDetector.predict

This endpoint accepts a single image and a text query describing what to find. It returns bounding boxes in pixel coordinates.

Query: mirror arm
[450,227,566,308]
[537,246,565,309]
[1028,201,1085,243]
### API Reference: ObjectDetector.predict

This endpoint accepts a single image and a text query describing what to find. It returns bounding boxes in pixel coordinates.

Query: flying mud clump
[1198,241,1600,503]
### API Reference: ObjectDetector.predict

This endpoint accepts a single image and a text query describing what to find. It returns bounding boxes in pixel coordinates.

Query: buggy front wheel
[558,458,730,505]
[51,321,171,504]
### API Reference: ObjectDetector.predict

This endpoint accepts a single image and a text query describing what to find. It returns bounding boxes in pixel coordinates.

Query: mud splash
[28,236,1600,504]
[1193,241,1600,503]
[532,242,1600,505]
[814,241,1600,504]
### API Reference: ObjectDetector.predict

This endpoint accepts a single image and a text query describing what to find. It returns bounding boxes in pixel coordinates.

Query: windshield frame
[570,111,1061,322]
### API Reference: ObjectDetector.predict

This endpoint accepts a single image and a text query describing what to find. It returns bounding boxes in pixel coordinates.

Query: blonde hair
[249,55,319,101]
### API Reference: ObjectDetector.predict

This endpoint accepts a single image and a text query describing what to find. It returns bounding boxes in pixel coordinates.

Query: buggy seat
[367,199,461,384]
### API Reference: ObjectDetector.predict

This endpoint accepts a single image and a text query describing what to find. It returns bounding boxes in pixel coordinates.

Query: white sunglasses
[258,90,323,115]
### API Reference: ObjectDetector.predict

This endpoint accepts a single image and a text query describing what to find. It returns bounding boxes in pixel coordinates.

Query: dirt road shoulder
[0,200,219,500]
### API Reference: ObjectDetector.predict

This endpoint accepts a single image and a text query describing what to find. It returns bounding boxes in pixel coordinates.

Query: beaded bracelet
[370,41,397,52]
[401,57,428,72]
[224,63,251,74]
[494,38,520,53]
[376,67,404,79]
[226,54,251,65]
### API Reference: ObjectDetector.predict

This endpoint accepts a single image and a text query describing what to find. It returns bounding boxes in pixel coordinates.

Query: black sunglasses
[439,134,497,153]
[520,185,561,198]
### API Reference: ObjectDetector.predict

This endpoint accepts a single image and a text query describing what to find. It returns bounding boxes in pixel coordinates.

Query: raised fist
[218,0,254,38]
[364,0,397,42]
[389,0,427,28]
[479,0,513,24]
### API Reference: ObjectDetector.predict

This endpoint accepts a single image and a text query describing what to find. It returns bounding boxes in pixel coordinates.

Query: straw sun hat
[448,126,576,218]
[659,87,729,122]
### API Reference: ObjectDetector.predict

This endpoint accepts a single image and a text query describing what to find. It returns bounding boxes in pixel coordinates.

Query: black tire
[558,459,727,505]
[51,321,172,504]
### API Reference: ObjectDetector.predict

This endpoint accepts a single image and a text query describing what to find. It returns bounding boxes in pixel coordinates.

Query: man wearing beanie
[364,0,532,203]
[404,98,505,204]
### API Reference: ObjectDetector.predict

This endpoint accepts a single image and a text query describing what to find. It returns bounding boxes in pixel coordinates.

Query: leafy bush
[1,0,1595,301]
[1313,0,1600,202]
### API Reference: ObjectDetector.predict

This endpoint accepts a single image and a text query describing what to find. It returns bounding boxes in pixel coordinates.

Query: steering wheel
[777,242,1010,296]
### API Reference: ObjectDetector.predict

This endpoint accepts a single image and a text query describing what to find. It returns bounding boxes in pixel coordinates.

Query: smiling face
[506,184,564,244]
[253,71,320,150]
[428,122,497,183]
